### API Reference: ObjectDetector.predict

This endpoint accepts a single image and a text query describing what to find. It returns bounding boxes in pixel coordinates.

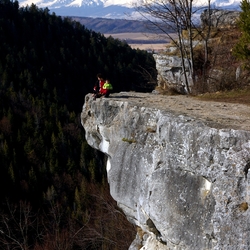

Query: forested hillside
[0,0,156,248]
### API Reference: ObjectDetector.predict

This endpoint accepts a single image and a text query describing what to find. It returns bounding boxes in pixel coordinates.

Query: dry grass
[194,87,250,105]
[239,202,248,212]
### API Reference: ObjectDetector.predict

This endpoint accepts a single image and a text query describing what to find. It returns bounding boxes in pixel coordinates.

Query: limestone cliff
[81,92,250,250]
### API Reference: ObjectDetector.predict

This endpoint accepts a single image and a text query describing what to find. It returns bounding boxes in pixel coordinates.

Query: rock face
[81,92,250,250]
[153,54,191,94]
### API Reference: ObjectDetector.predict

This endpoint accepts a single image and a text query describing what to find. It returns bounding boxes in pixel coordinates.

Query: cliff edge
[81,92,250,250]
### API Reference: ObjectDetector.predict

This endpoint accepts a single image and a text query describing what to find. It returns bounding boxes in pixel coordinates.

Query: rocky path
[105,92,250,131]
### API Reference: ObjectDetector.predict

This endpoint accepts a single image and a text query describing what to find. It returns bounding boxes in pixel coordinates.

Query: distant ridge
[71,16,159,34]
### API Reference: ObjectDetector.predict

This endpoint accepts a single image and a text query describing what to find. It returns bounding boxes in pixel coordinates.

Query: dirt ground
[102,91,250,131]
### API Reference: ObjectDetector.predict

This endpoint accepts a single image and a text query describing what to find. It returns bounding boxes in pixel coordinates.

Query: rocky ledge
[81,92,250,250]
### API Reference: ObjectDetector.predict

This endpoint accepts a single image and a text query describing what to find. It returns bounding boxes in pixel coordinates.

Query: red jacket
[99,80,105,94]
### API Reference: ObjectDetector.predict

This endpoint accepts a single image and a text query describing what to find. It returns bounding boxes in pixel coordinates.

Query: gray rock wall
[153,54,191,94]
[81,93,250,250]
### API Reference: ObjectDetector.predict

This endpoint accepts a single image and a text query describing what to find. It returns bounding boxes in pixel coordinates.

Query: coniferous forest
[0,0,156,248]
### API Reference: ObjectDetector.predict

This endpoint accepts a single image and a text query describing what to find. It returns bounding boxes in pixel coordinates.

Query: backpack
[103,82,113,90]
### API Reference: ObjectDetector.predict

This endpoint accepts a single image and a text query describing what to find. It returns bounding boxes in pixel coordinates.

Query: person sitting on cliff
[93,73,105,99]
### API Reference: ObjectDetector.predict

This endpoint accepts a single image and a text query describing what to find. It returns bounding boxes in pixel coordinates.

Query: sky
[19,0,242,8]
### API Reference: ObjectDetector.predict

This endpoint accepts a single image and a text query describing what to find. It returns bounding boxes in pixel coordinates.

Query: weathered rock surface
[81,92,250,250]
[153,54,191,94]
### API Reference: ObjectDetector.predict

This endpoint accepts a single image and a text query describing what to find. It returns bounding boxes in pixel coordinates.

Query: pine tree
[233,0,250,67]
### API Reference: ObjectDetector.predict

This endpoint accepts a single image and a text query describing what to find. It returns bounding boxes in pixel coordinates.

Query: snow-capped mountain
[18,0,241,19]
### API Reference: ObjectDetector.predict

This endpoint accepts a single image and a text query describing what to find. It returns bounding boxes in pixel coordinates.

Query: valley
[72,16,175,52]
[104,32,175,52]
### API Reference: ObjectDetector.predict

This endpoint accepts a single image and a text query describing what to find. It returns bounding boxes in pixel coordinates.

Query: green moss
[122,138,136,144]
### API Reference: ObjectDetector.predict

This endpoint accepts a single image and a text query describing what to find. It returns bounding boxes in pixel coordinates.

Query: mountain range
[18,0,242,19]
[71,16,172,34]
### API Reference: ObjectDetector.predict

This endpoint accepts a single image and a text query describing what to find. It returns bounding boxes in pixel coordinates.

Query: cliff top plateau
[98,91,250,131]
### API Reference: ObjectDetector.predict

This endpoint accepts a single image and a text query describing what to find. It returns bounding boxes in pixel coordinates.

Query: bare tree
[0,200,37,250]
[134,0,211,94]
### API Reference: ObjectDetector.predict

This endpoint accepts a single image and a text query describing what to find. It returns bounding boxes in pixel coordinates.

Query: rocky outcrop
[81,92,250,250]
[153,54,191,94]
